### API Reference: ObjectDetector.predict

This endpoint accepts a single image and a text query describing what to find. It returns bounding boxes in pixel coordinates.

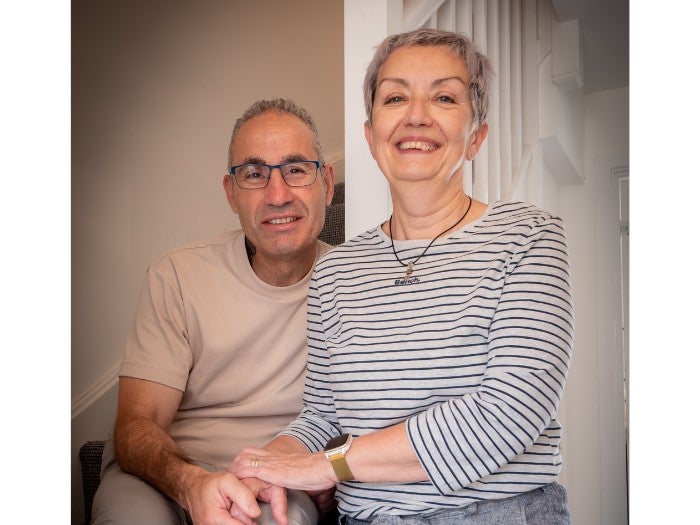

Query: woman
[232,28,573,524]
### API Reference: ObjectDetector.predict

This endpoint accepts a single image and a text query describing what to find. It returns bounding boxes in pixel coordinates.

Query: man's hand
[185,470,262,525]
[240,477,289,525]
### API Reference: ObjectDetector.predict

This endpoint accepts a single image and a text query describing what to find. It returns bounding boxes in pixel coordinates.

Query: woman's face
[364,45,486,188]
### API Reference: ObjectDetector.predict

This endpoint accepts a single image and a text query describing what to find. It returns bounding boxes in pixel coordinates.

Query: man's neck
[250,246,317,287]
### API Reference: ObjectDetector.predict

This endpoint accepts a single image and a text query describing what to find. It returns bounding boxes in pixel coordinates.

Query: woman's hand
[230,447,337,492]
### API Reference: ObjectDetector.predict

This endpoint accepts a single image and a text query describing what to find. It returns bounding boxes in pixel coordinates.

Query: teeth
[269,217,297,224]
[398,141,437,151]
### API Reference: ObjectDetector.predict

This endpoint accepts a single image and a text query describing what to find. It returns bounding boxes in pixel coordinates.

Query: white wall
[558,86,629,525]
[71,1,344,523]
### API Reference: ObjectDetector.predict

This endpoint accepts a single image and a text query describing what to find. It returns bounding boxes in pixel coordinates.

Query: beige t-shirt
[120,230,331,468]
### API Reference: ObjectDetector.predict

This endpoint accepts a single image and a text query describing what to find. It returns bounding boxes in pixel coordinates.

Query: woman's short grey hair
[363,28,494,132]
[228,98,325,167]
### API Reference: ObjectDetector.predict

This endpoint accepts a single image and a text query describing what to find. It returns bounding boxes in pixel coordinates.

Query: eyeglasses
[229,160,321,189]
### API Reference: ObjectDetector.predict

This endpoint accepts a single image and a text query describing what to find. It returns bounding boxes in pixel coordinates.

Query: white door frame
[594,152,629,525]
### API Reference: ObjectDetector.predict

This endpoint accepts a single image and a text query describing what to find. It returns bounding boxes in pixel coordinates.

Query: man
[91,98,335,525]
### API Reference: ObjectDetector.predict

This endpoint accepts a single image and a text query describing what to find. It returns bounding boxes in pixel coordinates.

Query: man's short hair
[228,98,326,168]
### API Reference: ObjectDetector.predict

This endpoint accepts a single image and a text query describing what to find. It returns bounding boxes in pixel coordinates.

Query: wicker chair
[79,440,107,523]
[79,183,345,524]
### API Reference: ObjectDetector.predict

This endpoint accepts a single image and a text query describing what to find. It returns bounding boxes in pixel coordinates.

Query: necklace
[389,197,472,279]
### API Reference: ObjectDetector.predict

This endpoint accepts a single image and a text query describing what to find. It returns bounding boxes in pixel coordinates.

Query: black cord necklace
[389,196,473,279]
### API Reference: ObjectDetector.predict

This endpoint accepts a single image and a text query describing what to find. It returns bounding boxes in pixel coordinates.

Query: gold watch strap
[324,434,355,482]
[329,455,354,482]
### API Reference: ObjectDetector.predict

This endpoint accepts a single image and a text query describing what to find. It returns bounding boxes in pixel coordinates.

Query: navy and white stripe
[280,201,574,519]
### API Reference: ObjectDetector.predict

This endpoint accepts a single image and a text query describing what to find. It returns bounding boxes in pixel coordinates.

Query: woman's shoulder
[466,201,566,247]
[480,200,563,229]
[314,224,386,272]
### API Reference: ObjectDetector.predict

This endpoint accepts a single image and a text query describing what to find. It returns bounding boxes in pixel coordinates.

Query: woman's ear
[364,120,377,160]
[466,122,489,160]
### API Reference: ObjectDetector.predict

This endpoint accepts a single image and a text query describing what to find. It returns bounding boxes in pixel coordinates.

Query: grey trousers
[91,441,318,525]
[344,483,571,525]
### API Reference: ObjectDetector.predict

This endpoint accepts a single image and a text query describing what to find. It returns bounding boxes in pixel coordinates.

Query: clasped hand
[185,470,287,525]
[229,447,338,511]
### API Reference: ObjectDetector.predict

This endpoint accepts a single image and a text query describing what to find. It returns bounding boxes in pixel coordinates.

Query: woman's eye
[385,95,405,104]
[436,95,456,103]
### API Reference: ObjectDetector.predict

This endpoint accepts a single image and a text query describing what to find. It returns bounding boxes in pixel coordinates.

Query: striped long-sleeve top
[279,201,574,519]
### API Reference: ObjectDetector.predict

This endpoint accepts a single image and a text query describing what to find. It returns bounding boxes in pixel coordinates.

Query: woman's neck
[385,187,477,241]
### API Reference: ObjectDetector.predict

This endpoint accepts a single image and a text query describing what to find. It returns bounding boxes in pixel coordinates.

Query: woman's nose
[405,99,432,127]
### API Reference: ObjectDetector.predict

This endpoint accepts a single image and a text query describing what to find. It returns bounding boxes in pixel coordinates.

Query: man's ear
[466,122,489,161]
[223,174,239,214]
[322,164,335,206]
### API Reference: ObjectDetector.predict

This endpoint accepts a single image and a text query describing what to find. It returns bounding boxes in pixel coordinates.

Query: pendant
[405,262,414,278]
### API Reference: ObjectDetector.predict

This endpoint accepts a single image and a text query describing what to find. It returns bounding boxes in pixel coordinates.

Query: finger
[222,477,261,519]
[229,461,253,479]
[231,459,272,482]
[268,486,289,525]
[230,454,264,477]
[238,446,270,457]
[228,505,255,525]
[240,476,271,496]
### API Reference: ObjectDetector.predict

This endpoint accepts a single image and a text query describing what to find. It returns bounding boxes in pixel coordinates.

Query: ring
[251,457,260,467]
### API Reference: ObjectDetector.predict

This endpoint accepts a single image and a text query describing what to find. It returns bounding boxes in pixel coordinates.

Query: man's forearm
[114,415,205,508]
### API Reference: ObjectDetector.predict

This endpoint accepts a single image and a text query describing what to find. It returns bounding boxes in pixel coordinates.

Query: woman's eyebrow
[377,77,409,88]
[432,76,469,87]
[377,76,468,88]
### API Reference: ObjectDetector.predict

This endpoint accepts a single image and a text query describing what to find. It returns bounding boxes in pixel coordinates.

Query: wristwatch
[323,434,355,482]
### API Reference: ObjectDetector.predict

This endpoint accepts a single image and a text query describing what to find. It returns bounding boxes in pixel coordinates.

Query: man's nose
[264,168,295,206]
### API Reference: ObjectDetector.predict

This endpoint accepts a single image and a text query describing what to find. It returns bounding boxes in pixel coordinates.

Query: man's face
[224,111,334,263]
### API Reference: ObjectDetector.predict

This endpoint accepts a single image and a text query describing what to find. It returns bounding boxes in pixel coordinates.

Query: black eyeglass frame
[228,160,322,189]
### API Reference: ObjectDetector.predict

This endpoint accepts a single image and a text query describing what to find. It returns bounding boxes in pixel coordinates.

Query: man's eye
[241,167,265,179]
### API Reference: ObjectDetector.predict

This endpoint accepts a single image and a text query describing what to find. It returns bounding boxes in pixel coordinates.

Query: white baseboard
[72,361,120,419]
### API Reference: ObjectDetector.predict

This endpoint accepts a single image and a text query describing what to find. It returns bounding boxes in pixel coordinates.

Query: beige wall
[71,1,343,522]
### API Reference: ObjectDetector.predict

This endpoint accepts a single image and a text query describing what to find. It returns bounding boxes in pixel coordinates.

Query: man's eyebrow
[236,154,312,166]
[239,156,265,165]
[282,154,312,163]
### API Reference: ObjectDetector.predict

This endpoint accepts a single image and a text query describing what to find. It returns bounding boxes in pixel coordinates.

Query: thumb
[269,486,288,525]
[223,477,261,518]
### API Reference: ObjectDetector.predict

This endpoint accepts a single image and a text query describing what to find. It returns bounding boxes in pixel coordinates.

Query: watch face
[325,434,349,450]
